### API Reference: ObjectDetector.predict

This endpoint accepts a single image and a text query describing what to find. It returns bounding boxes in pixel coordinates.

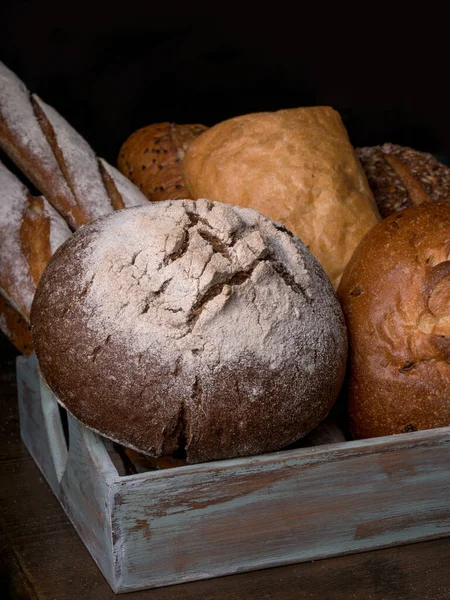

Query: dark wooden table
[1,335,449,599]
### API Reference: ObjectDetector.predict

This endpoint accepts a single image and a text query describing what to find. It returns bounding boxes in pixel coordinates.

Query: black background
[2,2,450,166]
[1,2,450,357]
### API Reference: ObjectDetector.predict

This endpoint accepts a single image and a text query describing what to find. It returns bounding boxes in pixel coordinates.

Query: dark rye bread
[357,143,450,218]
[31,199,347,464]
[337,203,450,439]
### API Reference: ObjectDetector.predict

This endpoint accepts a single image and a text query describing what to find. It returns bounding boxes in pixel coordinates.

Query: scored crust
[31,199,347,464]
[357,143,450,218]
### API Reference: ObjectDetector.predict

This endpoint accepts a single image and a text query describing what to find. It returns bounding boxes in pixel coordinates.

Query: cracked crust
[31,199,347,464]
[182,106,380,289]
[337,203,450,439]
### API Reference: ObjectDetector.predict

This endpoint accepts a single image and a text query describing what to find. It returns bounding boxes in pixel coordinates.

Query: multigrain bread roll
[31,199,347,464]
[182,107,380,289]
[117,122,208,201]
[356,143,450,218]
[337,203,450,439]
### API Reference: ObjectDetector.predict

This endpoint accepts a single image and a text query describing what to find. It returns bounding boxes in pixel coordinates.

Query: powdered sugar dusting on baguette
[33,96,114,222]
[98,159,150,207]
[0,161,37,317]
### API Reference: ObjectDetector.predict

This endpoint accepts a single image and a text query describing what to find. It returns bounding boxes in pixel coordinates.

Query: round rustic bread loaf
[337,202,450,439]
[31,199,347,464]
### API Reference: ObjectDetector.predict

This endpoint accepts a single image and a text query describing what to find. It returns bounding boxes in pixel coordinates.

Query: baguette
[0,159,72,351]
[0,61,150,230]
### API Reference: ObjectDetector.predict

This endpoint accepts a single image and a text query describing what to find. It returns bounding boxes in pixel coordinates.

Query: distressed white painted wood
[16,353,450,594]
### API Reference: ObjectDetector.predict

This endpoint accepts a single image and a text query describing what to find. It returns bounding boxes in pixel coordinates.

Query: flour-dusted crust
[182,107,380,289]
[0,160,71,320]
[0,61,150,230]
[31,199,347,464]
[337,202,450,439]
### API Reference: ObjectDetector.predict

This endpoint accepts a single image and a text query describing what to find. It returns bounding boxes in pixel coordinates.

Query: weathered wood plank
[112,433,450,591]
[58,415,117,590]
[15,353,450,593]
[16,354,68,494]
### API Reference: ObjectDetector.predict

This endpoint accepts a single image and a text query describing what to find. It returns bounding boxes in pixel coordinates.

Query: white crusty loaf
[182,106,381,289]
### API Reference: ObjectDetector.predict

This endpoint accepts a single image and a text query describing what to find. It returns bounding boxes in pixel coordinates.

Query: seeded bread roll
[337,203,450,439]
[357,143,450,218]
[31,199,347,464]
[182,106,380,289]
[117,122,208,201]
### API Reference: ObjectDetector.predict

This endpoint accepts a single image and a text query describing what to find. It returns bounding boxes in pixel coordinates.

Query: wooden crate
[16,353,450,594]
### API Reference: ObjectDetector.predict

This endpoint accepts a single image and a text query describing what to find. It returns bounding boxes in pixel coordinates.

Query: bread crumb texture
[31,199,347,463]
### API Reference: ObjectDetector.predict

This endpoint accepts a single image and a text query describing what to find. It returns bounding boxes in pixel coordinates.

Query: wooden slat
[14,351,450,593]
[112,432,450,591]
[2,344,450,599]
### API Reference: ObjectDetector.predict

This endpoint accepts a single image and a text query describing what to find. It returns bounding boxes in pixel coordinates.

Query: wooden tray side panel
[16,353,450,594]
[112,438,450,591]
[16,354,118,590]
[59,415,117,590]
[16,353,68,494]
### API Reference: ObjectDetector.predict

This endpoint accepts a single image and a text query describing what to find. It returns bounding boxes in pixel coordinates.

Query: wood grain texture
[58,415,116,589]
[15,352,450,593]
[1,340,450,599]
[112,431,450,591]
[16,353,67,494]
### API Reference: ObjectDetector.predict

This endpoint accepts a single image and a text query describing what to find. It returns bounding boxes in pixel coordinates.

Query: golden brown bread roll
[182,106,380,288]
[356,143,450,218]
[337,203,450,439]
[117,122,208,201]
